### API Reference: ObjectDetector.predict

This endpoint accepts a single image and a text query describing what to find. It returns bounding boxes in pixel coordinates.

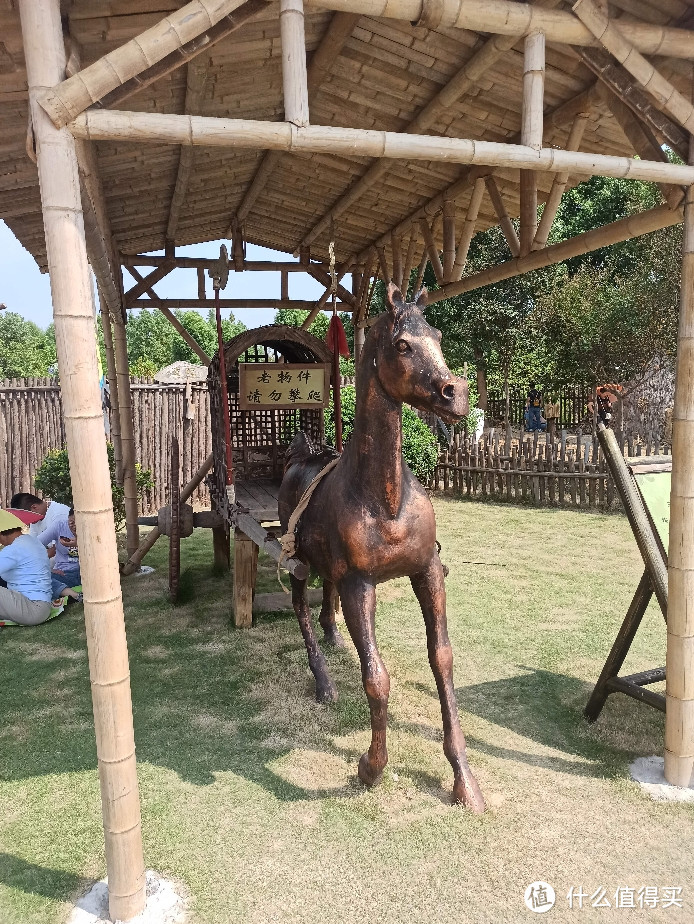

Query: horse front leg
[338,573,389,787]
[411,554,485,813]
[290,574,337,704]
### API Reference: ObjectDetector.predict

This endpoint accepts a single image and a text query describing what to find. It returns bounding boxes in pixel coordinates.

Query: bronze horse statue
[278,283,485,812]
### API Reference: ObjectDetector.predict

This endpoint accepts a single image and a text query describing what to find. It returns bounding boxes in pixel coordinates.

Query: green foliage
[0,312,57,378]
[34,445,154,532]
[119,309,246,374]
[324,386,438,483]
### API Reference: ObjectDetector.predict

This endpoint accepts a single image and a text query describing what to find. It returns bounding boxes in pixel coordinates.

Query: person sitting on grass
[38,507,82,601]
[0,509,55,626]
[10,492,70,540]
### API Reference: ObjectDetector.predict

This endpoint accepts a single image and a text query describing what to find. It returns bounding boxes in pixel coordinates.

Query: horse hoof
[358,752,384,788]
[315,680,338,704]
[324,628,347,648]
[453,773,486,814]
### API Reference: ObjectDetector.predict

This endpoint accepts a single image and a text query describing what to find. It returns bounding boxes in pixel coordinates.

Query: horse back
[278,432,340,530]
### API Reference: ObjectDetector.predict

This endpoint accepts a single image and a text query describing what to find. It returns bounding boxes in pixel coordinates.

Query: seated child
[0,510,54,625]
[38,507,82,602]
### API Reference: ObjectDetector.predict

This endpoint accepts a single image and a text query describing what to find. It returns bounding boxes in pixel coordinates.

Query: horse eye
[395,339,410,353]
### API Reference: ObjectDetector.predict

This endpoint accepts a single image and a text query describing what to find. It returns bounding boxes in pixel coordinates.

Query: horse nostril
[441,383,455,401]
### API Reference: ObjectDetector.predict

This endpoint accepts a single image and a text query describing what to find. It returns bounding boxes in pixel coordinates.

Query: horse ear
[414,287,428,308]
[386,281,405,317]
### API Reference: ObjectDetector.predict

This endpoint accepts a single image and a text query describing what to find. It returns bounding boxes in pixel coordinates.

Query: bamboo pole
[18,0,145,919]
[452,176,485,279]
[573,0,694,136]
[113,319,140,561]
[442,198,456,283]
[38,0,253,129]
[419,218,443,284]
[166,62,207,244]
[665,129,694,790]
[280,0,309,127]
[301,0,694,59]
[132,298,351,311]
[520,31,544,257]
[100,299,123,484]
[533,112,589,250]
[485,176,520,257]
[391,232,403,288]
[430,203,683,304]
[400,231,418,295]
[71,110,694,188]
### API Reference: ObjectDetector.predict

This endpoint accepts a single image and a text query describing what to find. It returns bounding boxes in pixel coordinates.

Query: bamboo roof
[1,0,693,274]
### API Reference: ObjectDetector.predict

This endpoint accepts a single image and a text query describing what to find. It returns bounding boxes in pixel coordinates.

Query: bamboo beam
[376,245,391,283]
[452,176,485,280]
[442,199,455,283]
[576,47,688,164]
[38,0,254,129]
[123,260,175,305]
[602,88,684,212]
[166,62,207,244]
[18,1,145,920]
[153,304,211,366]
[306,265,357,306]
[112,320,140,561]
[665,120,694,790]
[400,232,418,295]
[485,176,521,258]
[131,298,350,311]
[573,0,694,136]
[391,231,403,288]
[300,273,346,328]
[520,31,545,257]
[122,256,339,272]
[533,112,590,251]
[231,12,357,229]
[429,203,683,304]
[302,0,694,58]
[72,110,694,188]
[412,248,428,296]
[280,0,309,128]
[419,218,444,284]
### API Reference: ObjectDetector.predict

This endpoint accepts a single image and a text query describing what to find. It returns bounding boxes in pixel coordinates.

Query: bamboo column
[665,128,694,790]
[280,0,309,127]
[520,31,544,256]
[442,197,456,282]
[18,0,145,919]
[485,176,520,257]
[100,299,123,485]
[112,318,141,560]
[452,176,485,279]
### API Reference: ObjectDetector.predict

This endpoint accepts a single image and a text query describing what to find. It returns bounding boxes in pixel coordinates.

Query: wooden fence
[486,385,592,428]
[431,428,670,509]
[0,377,212,513]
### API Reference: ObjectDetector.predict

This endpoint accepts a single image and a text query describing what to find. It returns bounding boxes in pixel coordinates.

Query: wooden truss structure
[3,0,694,917]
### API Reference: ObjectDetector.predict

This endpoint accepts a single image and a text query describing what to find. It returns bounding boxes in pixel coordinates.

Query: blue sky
[0,219,342,330]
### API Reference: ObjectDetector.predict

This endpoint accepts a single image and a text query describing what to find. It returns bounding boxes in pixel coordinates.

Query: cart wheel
[169,436,181,602]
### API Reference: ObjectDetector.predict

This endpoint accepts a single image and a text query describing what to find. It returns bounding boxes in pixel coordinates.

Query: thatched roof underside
[1,0,693,273]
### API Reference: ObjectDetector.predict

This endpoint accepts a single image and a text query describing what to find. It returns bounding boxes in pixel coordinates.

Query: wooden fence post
[113,319,140,560]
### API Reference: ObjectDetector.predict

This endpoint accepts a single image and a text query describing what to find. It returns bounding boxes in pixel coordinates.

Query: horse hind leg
[291,574,338,704]
[319,580,346,648]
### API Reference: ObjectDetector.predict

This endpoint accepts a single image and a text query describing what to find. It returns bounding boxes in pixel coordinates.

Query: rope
[277,455,341,592]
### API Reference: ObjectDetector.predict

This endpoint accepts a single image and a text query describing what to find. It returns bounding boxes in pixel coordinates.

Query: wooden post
[100,299,123,485]
[233,528,258,627]
[453,177,485,279]
[213,524,230,570]
[534,112,589,250]
[18,0,145,919]
[112,318,140,561]
[520,31,544,257]
[280,0,309,128]
[665,130,694,789]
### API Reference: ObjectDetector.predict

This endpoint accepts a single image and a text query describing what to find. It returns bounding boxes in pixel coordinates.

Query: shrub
[324,386,438,483]
[34,445,154,532]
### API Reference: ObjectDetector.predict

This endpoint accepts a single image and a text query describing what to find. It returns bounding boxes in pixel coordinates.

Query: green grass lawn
[0,499,691,924]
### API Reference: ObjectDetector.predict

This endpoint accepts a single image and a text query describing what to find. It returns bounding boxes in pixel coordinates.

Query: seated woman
[0,509,54,625]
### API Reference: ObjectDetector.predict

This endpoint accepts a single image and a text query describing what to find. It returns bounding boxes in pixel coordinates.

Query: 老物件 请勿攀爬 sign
[239,363,330,410]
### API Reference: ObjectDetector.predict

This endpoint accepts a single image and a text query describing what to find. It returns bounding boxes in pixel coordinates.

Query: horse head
[373,282,469,423]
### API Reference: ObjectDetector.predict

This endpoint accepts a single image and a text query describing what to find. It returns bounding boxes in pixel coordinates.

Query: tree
[0,312,57,378]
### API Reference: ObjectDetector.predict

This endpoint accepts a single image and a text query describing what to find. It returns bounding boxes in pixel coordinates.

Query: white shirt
[29,500,71,539]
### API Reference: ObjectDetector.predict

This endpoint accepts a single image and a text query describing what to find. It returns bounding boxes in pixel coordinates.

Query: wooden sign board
[239,363,330,410]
